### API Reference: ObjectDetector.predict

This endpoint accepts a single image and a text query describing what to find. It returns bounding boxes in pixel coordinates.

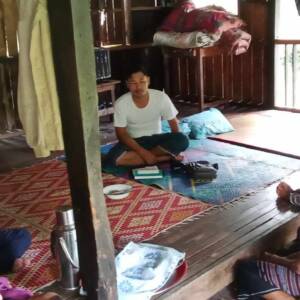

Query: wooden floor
[1,108,300,299]
[152,109,300,299]
[213,110,300,159]
[0,116,116,174]
[152,172,300,299]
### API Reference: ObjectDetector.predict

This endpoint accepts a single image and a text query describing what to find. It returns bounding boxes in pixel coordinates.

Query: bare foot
[12,257,31,272]
[156,154,185,163]
[156,146,185,162]
[174,154,184,161]
[156,155,171,162]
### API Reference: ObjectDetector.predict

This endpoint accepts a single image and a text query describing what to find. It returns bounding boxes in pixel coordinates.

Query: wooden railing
[274,40,300,111]
[163,41,270,111]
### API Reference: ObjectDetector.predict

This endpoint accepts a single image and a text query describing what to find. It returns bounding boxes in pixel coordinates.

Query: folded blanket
[153,30,220,48]
[156,1,251,54]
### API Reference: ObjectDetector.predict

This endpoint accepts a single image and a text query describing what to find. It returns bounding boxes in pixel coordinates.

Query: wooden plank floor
[1,108,300,299]
[0,117,115,173]
[152,171,300,299]
[212,110,300,159]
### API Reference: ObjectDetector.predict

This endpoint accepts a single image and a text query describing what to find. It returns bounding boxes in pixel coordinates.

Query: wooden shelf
[131,6,163,11]
[97,80,120,117]
[98,107,114,117]
[101,42,157,50]
[92,0,172,49]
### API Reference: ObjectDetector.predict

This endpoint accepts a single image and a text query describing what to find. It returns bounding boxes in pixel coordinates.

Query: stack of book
[132,165,163,179]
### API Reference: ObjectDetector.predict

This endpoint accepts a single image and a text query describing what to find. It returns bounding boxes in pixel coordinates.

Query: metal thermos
[51,205,79,290]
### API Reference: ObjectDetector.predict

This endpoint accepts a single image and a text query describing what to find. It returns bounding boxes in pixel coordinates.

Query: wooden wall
[239,0,275,108]
[0,0,19,134]
[0,0,276,133]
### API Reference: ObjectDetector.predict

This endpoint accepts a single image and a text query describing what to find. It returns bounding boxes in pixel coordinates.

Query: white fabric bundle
[153,30,221,48]
[116,242,185,300]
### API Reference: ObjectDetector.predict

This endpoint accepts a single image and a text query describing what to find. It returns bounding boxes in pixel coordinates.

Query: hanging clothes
[17,0,64,157]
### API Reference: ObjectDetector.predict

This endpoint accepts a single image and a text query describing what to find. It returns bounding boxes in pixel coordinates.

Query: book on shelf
[132,167,163,179]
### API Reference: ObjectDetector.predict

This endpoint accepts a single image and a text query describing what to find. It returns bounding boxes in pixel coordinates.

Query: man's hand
[168,118,180,133]
[276,182,293,199]
[139,149,158,165]
[288,259,300,275]
[262,251,300,275]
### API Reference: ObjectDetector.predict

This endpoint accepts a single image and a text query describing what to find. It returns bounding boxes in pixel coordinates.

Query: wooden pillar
[122,0,131,45]
[162,48,171,96]
[47,1,117,299]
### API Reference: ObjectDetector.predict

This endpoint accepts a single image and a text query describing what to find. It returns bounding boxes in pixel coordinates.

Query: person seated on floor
[235,182,300,300]
[276,181,300,212]
[0,228,31,274]
[104,65,189,167]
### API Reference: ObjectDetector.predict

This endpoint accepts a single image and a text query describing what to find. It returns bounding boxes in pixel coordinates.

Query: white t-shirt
[114,89,178,138]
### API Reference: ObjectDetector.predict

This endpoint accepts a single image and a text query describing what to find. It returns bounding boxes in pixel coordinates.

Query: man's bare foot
[156,146,185,162]
[174,154,184,161]
[12,257,31,272]
[156,154,184,163]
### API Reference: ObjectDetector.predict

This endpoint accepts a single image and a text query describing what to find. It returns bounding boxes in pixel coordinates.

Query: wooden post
[122,0,131,45]
[47,1,117,299]
[0,1,7,56]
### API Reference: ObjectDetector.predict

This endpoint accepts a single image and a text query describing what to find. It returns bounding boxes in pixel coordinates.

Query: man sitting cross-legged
[104,66,189,167]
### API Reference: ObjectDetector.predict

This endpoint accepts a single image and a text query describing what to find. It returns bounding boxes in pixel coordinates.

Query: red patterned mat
[0,160,212,290]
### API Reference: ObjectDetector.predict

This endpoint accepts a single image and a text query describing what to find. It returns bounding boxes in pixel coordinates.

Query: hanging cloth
[17,0,64,157]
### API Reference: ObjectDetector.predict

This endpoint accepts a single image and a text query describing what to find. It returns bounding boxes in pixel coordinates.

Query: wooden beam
[121,0,131,45]
[47,1,117,299]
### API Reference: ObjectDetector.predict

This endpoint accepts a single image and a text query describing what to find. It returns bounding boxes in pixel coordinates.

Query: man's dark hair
[124,64,150,80]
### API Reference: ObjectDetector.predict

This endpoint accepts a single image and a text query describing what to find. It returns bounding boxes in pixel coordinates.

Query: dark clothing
[236,260,280,300]
[0,228,32,273]
[105,132,189,167]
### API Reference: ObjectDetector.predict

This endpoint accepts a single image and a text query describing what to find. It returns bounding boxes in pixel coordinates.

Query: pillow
[161,119,191,136]
[182,108,234,139]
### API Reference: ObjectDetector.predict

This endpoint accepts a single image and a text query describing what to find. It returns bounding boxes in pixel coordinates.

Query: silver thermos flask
[51,205,79,290]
